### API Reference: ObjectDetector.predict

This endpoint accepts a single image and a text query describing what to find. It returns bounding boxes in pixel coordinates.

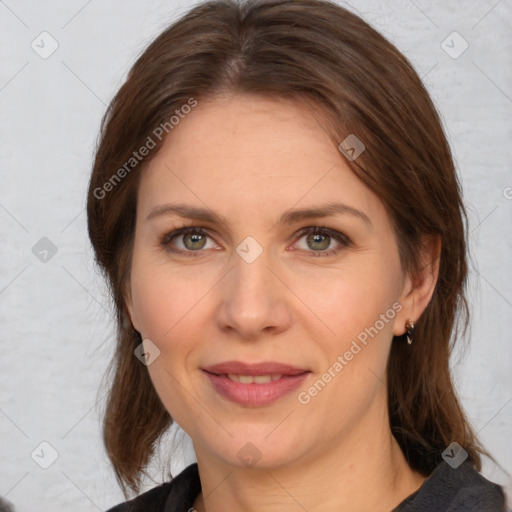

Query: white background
[0,1,511,510]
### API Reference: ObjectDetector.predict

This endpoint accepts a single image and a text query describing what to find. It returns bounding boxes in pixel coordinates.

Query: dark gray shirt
[106,461,506,511]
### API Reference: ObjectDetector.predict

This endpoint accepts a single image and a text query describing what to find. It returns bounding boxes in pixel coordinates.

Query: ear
[393,234,441,336]
[123,280,141,333]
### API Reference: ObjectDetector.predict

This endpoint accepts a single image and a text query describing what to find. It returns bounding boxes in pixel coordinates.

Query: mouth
[202,361,311,407]
[202,360,309,376]
[223,373,285,384]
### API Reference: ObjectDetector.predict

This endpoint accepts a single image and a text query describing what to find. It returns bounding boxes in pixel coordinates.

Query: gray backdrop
[1,1,511,510]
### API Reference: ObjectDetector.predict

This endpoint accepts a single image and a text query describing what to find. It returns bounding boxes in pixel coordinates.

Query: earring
[405,319,415,345]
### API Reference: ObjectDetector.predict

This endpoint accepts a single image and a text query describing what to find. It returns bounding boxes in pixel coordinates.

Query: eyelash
[159,225,352,258]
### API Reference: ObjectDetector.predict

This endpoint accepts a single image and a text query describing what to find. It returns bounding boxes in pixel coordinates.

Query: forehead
[159,94,334,168]
[137,94,384,226]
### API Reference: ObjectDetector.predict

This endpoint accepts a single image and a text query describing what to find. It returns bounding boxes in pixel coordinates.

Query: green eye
[183,232,207,250]
[161,227,214,256]
[161,225,351,258]
[306,232,331,251]
[295,226,351,256]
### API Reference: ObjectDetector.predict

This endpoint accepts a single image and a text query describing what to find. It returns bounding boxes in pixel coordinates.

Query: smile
[202,362,311,407]
[226,374,283,383]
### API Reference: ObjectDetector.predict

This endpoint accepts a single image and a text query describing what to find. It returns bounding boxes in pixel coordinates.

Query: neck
[192,413,425,512]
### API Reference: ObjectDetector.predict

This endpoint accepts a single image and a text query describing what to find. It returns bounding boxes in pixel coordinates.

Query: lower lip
[203,371,310,407]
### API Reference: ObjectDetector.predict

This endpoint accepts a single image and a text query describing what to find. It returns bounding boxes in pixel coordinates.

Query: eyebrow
[146,201,372,227]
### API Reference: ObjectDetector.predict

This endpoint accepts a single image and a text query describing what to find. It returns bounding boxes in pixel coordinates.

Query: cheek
[298,262,400,342]
[130,254,206,340]
[130,273,171,339]
[129,260,207,423]
[294,260,402,407]
[297,279,397,411]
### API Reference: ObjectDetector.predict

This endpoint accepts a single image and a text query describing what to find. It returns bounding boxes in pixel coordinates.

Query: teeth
[227,374,283,384]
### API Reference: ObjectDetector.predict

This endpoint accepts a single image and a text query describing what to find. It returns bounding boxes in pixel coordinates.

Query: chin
[195,425,311,471]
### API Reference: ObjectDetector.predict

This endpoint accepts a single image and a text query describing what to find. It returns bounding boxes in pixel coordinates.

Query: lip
[202,360,310,407]
[202,360,308,376]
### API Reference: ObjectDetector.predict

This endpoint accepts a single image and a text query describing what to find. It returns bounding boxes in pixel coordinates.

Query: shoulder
[105,481,174,512]
[105,463,200,512]
[395,461,506,512]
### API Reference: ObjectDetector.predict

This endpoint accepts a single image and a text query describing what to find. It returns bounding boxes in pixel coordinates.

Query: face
[127,94,411,470]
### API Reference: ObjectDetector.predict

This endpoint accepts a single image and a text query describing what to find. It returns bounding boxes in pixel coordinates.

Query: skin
[127,94,440,512]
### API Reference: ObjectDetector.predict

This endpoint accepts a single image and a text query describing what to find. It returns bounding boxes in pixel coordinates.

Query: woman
[87,1,506,510]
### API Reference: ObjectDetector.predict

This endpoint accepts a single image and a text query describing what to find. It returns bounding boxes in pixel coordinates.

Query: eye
[160,227,218,256]
[293,226,351,256]
[160,225,351,257]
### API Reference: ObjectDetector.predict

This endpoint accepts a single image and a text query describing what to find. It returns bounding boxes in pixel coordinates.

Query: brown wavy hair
[87,0,490,496]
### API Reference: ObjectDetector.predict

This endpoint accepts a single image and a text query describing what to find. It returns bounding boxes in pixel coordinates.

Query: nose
[215,246,292,340]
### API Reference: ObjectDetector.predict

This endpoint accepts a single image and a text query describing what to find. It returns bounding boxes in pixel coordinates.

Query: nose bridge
[217,238,290,337]
[233,245,270,295]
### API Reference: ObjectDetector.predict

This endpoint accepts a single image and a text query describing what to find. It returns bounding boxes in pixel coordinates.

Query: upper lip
[202,360,309,376]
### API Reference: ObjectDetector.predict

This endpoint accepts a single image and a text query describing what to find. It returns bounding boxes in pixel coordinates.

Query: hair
[0,497,15,512]
[87,0,490,496]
